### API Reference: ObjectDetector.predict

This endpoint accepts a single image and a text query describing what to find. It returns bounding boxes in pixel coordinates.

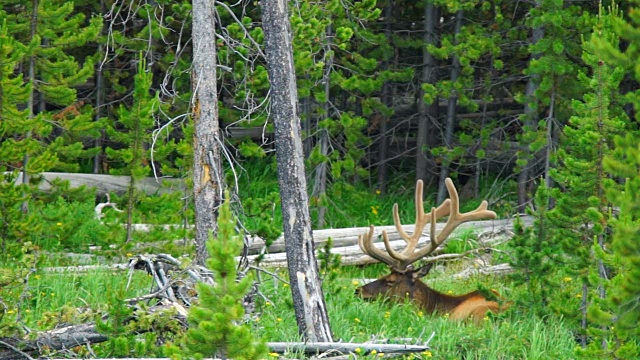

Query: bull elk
[355,178,503,324]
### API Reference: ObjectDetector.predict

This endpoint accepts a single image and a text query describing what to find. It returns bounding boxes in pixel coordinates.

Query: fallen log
[0,323,108,360]
[248,223,517,268]
[266,340,431,355]
[452,263,514,279]
[9,172,184,196]
[247,216,530,255]
[44,218,522,272]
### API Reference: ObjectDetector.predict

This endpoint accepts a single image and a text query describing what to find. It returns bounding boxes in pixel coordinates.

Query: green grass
[1,270,152,330]
[0,165,581,358]
[250,265,578,359]
[1,258,579,359]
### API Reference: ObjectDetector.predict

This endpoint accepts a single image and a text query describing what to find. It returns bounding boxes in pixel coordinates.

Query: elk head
[356,178,502,323]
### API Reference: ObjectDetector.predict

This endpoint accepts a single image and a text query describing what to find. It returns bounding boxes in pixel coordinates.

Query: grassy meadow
[2,255,580,359]
[0,167,587,359]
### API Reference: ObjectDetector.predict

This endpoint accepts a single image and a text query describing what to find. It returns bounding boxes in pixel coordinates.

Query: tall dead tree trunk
[21,0,38,213]
[518,0,544,213]
[312,24,333,228]
[192,0,224,265]
[437,10,463,204]
[93,1,106,174]
[260,0,334,342]
[416,2,439,187]
[376,0,393,193]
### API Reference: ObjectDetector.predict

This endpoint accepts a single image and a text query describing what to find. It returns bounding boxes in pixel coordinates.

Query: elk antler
[358,178,497,272]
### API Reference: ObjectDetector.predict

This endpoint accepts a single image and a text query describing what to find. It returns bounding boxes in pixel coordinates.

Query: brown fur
[356,264,503,324]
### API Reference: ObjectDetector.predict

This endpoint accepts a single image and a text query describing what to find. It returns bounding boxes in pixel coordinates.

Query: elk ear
[413,263,434,279]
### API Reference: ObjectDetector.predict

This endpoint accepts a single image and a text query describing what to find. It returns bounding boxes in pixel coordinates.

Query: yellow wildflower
[370,350,377,355]
[376,190,381,195]
[576,293,582,299]
[352,280,360,286]
[269,352,279,357]
[371,206,379,215]
[56,222,62,226]
[384,311,391,318]
[283,283,289,288]
[355,348,362,354]
[417,311,423,317]
[563,277,572,283]
[276,317,282,322]
[422,350,433,357]
[354,317,361,323]
[126,253,133,257]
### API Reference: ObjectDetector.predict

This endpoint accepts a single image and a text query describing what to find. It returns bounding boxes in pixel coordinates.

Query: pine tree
[584,1,640,357]
[421,0,504,202]
[516,1,594,210]
[0,17,43,257]
[508,181,563,313]
[546,2,626,351]
[14,0,102,174]
[105,56,162,242]
[167,193,267,360]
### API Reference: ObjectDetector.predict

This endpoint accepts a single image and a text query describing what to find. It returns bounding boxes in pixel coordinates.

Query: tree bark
[21,0,38,213]
[93,0,106,174]
[437,10,463,204]
[377,0,393,192]
[416,2,439,187]
[260,0,333,342]
[192,0,224,265]
[518,0,544,213]
[312,23,333,228]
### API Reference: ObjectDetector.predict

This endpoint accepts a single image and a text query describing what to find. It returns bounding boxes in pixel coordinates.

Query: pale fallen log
[42,226,516,272]
[248,216,530,255]
[248,226,516,268]
[9,172,184,196]
[452,263,514,279]
[35,340,430,360]
[43,263,130,273]
[267,341,430,355]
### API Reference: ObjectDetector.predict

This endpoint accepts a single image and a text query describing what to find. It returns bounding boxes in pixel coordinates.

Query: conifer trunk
[518,0,544,213]
[192,0,224,265]
[437,10,463,204]
[416,2,439,186]
[22,0,38,213]
[376,0,393,192]
[93,0,106,174]
[312,24,332,228]
[261,0,333,342]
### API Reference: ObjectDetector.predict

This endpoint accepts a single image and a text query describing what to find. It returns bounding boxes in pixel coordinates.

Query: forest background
[2,0,640,358]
